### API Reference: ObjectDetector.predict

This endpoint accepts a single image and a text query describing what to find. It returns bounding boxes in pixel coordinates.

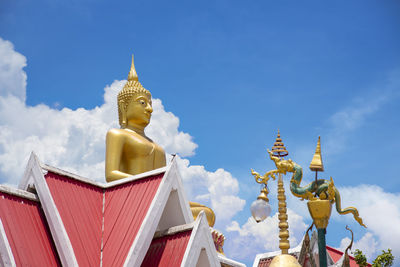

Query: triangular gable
[181,212,220,267]
[19,152,193,267]
[142,212,220,267]
[0,185,60,266]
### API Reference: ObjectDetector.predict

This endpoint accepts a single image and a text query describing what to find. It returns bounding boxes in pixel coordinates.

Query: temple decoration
[250,130,301,267]
[251,132,366,267]
[253,227,362,267]
[265,138,365,227]
[211,229,225,255]
[342,226,354,267]
[264,136,365,267]
[271,130,289,158]
[309,136,324,172]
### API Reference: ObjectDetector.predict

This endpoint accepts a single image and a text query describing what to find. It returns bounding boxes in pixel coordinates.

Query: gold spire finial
[127,54,139,82]
[309,136,324,172]
[271,129,289,158]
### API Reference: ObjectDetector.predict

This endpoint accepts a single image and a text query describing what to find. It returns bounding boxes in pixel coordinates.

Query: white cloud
[332,184,400,263]
[176,156,246,225]
[0,38,27,102]
[0,37,245,226]
[147,99,198,157]
[225,209,308,261]
[325,97,386,155]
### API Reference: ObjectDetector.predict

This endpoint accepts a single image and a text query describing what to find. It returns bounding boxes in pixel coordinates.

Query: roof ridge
[153,222,196,238]
[0,184,39,202]
[41,163,168,189]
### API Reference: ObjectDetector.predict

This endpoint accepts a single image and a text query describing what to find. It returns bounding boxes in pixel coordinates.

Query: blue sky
[1,0,400,266]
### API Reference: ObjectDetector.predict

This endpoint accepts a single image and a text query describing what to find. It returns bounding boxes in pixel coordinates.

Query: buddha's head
[118,56,152,129]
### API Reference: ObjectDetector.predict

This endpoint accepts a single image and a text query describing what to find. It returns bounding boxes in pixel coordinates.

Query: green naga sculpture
[251,137,366,228]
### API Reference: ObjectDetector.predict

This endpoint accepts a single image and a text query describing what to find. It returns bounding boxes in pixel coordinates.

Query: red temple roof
[142,229,192,266]
[0,187,60,266]
[103,174,163,266]
[44,170,164,266]
[0,153,244,267]
[326,245,372,267]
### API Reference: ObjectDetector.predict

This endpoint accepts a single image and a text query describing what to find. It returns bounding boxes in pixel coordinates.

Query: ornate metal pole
[273,130,291,254]
[317,229,327,267]
[251,130,302,267]
[308,137,328,267]
[277,173,290,254]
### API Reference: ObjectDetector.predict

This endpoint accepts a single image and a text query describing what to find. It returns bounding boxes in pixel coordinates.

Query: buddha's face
[125,94,153,127]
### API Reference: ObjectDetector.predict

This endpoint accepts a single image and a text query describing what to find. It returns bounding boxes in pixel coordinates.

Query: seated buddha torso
[106,128,166,179]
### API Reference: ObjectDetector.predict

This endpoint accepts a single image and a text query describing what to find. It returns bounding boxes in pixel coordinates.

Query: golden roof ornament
[309,136,324,172]
[271,129,289,158]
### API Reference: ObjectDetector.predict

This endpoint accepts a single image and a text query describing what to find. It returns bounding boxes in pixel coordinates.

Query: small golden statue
[105,56,215,227]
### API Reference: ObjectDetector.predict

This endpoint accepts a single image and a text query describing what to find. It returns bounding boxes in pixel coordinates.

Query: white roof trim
[169,160,194,224]
[105,166,168,188]
[218,254,246,267]
[40,164,168,189]
[19,151,168,191]
[154,221,196,238]
[0,219,16,267]
[181,211,220,267]
[252,238,303,267]
[123,157,194,266]
[0,185,38,202]
[23,153,79,267]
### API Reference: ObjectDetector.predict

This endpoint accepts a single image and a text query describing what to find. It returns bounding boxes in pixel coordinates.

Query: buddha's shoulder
[154,142,165,153]
[106,128,136,138]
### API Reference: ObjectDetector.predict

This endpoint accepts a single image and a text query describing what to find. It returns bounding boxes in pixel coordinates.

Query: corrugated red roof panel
[45,172,104,266]
[45,171,164,267]
[103,174,164,267]
[0,191,60,266]
[141,230,192,267]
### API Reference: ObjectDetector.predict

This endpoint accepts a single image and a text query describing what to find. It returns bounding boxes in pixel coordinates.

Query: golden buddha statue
[105,56,166,181]
[105,56,215,227]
